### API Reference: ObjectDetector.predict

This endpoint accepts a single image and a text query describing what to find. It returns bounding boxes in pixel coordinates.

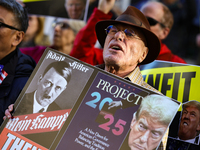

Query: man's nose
[114,31,126,42]
[140,130,150,143]
[54,24,62,31]
[47,86,55,96]
[183,113,190,119]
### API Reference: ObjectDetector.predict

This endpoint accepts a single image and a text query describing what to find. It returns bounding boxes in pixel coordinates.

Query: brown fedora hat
[95,6,161,65]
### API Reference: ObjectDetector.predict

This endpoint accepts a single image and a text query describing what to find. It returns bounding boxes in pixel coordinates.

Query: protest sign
[0,49,180,150]
[140,60,200,149]
[21,0,89,21]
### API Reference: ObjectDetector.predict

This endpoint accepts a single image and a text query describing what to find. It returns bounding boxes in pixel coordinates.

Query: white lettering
[46,51,65,61]
[69,62,89,72]
[2,133,16,150]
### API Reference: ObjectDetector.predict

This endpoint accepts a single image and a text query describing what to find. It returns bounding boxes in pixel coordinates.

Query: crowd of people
[0,0,199,149]
[16,0,200,65]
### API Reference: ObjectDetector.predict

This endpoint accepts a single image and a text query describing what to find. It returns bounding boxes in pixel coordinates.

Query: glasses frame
[105,25,141,40]
[0,22,20,31]
[146,17,166,28]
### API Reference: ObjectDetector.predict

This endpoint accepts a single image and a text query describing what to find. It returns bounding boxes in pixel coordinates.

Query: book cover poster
[0,48,94,149]
[0,51,180,150]
[0,128,48,150]
[167,100,200,149]
[51,72,180,150]
[140,60,200,149]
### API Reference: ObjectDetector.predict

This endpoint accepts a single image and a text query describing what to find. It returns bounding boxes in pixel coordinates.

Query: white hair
[135,94,179,126]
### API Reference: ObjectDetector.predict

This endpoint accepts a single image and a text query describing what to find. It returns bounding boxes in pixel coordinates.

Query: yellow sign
[141,65,200,104]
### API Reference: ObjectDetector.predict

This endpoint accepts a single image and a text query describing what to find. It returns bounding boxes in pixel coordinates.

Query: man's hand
[3,104,14,120]
[108,101,122,110]
[98,0,115,14]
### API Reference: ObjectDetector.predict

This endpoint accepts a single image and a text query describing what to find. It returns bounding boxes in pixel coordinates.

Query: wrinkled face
[0,6,19,55]
[128,114,167,150]
[36,67,67,107]
[103,24,148,70]
[141,3,166,40]
[178,106,200,140]
[53,22,75,53]
[65,0,85,19]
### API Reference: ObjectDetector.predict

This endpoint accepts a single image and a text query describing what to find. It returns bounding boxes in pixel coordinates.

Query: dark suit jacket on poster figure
[10,91,62,148]
[14,91,61,116]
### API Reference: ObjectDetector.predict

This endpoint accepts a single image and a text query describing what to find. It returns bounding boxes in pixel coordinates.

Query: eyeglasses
[105,25,141,40]
[0,22,20,31]
[146,17,166,28]
[52,22,70,29]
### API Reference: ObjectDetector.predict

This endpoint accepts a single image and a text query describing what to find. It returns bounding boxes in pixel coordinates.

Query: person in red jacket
[20,0,114,65]
[70,0,114,65]
[70,0,186,65]
[140,1,186,63]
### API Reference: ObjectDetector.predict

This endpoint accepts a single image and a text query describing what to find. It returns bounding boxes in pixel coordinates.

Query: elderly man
[95,5,160,90]
[128,94,179,150]
[4,3,169,149]
[140,1,186,63]
[14,61,72,115]
[5,0,160,123]
[0,0,36,125]
[177,100,200,144]
[71,0,187,67]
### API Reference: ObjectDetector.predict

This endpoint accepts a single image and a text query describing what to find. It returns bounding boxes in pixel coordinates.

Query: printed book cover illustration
[50,67,180,149]
[140,60,200,149]
[0,49,180,150]
[167,100,200,150]
[0,48,94,149]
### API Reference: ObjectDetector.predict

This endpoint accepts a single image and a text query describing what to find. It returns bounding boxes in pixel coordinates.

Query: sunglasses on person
[146,17,166,28]
[0,22,20,31]
[52,22,70,29]
[105,25,141,40]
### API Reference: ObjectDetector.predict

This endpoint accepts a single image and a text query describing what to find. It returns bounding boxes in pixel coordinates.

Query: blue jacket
[0,47,36,125]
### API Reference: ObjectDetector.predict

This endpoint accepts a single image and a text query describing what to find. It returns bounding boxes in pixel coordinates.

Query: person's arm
[70,0,115,65]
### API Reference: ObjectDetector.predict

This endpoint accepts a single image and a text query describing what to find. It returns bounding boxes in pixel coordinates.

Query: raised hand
[98,0,116,14]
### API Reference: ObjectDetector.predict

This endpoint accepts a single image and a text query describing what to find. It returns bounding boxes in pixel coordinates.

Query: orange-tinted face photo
[128,113,167,150]
[178,106,200,140]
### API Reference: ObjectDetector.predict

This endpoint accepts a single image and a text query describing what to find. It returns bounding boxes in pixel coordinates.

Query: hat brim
[95,20,161,65]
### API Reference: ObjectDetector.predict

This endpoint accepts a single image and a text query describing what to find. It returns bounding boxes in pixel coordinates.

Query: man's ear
[130,113,137,129]
[12,31,24,47]
[138,47,148,63]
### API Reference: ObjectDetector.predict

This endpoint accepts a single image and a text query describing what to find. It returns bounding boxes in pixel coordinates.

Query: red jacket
[70,8,112,65]
[21,8,186,65]
[157,42,186,64]
[70,8,186,65]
